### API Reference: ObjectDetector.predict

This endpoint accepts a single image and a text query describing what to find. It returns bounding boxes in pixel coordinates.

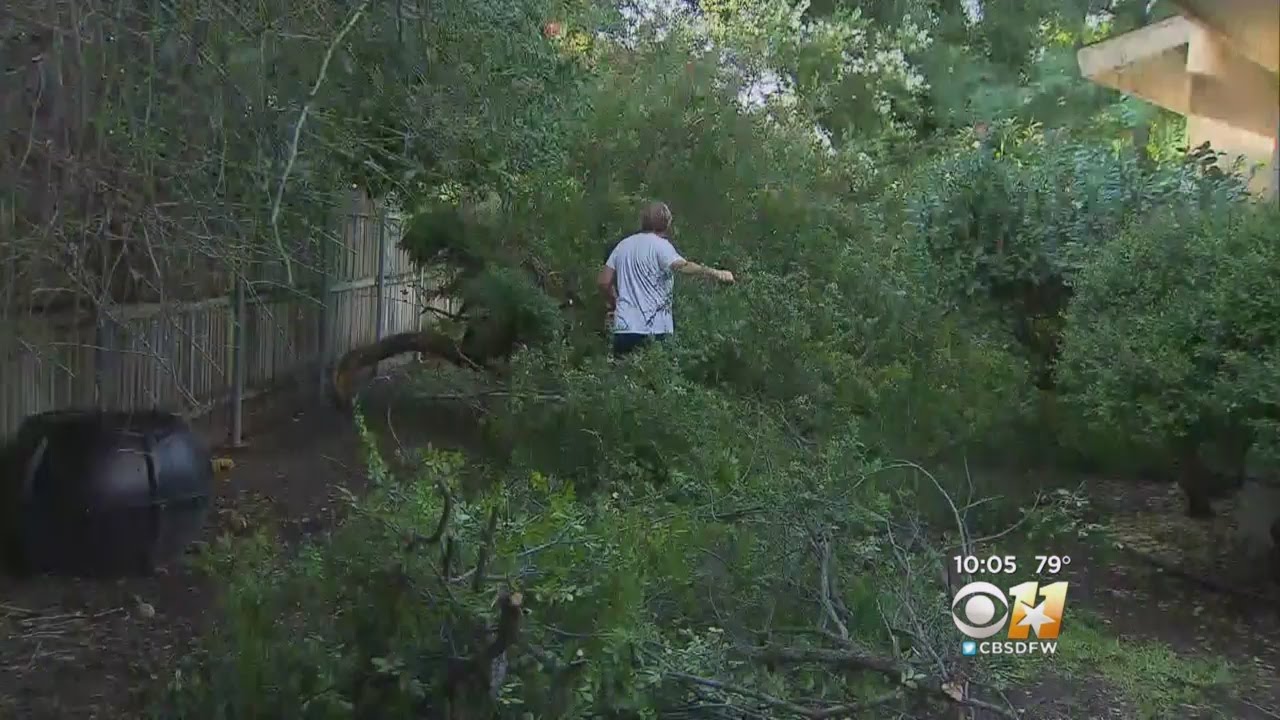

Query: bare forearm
[673,260,734,284]
[673,260,719,278]
[597,266,617,308]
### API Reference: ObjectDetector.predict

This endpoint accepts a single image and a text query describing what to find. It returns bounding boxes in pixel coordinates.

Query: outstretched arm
[657,233,734,283]
[670,258,734,284]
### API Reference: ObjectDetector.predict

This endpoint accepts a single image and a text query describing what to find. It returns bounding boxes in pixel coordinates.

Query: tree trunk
[330,329,483,410]
[1271,517,1280,584]
[1175,438,1215,519]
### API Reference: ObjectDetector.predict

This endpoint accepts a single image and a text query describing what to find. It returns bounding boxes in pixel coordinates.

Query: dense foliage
[906,135,1250,388]
[18,0,1266,716]
[1059,202,1280,512]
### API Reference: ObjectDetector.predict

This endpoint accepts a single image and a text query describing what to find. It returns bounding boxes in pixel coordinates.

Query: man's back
[606,232,683,335]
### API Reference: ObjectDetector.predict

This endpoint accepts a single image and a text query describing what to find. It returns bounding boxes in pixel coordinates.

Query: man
[597,201,735,356]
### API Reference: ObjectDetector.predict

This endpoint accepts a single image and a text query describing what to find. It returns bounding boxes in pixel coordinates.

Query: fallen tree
[163,430,1039,718]
[330,200,589,410]
[331,329,480,411]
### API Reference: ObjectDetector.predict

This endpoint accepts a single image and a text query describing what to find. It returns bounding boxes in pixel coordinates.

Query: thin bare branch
[269,0,374,285]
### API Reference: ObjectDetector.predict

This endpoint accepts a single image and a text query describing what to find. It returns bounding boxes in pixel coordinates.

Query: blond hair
[639,201,673,235]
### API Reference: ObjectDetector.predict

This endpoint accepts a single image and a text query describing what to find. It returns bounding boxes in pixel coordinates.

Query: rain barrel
[0,410,213,577]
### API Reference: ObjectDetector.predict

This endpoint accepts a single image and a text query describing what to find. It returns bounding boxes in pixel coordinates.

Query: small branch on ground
[1242,699,1280,719]
[418,390,565,403]
[669,671,904,719]
[738,645,1017,718]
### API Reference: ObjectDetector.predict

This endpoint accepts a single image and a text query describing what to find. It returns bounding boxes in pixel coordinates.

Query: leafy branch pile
[165,408,1031,718]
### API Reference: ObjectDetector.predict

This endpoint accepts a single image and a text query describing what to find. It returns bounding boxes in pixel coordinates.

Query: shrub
[906,131,1250,389]
[1057,200,1280,514]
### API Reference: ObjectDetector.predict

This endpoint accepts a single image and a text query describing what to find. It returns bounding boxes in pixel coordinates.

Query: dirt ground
[0,368,478,720]
[1,372,1278,719]
[1012,478,1280,719]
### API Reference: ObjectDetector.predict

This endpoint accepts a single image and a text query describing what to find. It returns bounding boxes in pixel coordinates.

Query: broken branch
[738,645,1018,719]
[669,671,903,719]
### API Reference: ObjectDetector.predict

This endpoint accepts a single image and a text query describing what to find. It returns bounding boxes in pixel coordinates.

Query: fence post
[93,303,112,410]
[229,275,246,446]
[372,204,388,376]
[317,229,331,397]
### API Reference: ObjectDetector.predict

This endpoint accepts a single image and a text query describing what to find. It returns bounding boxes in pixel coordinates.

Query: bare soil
[0,369,478,719]
[1013,476,1280,719]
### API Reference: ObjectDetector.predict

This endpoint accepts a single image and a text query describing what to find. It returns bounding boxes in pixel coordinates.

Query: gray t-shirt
[606,232,683,335]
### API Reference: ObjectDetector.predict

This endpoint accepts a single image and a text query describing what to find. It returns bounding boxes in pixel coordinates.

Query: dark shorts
[612,333,668,356]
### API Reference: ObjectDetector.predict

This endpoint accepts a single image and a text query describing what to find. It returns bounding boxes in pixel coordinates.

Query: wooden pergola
[1077,0,1279,198]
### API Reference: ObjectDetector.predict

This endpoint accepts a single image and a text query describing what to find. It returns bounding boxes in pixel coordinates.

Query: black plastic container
[0,409,213,577]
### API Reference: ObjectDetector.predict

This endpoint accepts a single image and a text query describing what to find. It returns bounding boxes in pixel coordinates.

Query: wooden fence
[0,194,446,438]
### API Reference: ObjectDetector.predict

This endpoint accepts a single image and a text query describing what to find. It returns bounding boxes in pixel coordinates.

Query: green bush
[1057,200,1280,511]
[906,133,1250,389]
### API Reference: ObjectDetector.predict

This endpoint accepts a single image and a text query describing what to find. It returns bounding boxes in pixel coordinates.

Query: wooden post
[372,204,388,377]
[317,224,332,396]
[228,275,246,447]
[93,306,110,409]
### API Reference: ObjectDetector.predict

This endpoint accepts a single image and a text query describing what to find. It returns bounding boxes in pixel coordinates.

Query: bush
[1057,200,1280,513]
[905,131,1250,389]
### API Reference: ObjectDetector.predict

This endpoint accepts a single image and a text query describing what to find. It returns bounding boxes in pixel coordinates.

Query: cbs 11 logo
[951,580,1068,641]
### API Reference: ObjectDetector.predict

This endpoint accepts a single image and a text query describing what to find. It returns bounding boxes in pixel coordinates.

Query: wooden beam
[1078,16,1277,138]
[1170,0,1280,74]
[1272,119,1280,203]
[1077,16,1193,79]
[1190,74,1280,139]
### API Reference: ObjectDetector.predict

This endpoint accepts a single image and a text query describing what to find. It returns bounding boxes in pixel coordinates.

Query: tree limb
[737,645,1018,719]
[472,506,500,593]
[669,671,903,719]
[270,0,373,285]
[811,532,850,641]
[330,329,487,410]
[405,478,452,549]
[443,590,524,717]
